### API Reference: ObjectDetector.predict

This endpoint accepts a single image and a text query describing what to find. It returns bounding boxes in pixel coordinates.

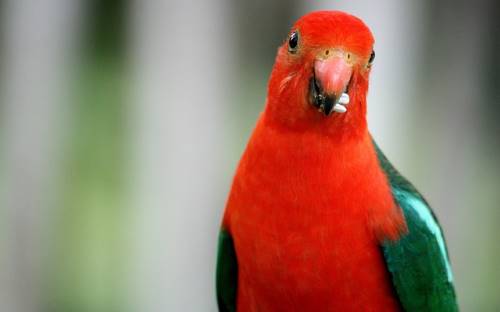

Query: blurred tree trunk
[419,0,499,309]
[129,1,231,311]
[45,0,130,311]
[0,1,81,311]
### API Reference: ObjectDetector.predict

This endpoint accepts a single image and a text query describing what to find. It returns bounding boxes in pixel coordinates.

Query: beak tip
[317,93,349,115]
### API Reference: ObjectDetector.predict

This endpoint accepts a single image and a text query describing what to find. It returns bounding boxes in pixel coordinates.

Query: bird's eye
[368,50,375,65]
[288,31,299,53]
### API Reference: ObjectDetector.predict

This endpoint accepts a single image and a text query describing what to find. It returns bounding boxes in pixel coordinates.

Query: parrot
[216,11,458,312]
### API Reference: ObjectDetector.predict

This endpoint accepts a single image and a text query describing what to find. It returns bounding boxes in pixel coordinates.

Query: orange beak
[311,53,352,115]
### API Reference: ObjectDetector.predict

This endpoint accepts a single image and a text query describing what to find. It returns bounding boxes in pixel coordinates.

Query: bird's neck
[264,71,369,142]
[233,116,405,242]
[264,98,369,145]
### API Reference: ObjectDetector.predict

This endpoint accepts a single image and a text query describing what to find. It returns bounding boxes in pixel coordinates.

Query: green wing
[374,140,458,311]
[216,228,238,312]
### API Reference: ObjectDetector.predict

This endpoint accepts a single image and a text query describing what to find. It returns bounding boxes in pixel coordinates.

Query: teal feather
[374,139,459,311]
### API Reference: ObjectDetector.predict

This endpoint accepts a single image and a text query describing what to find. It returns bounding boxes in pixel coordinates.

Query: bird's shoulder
[372,138,458,311]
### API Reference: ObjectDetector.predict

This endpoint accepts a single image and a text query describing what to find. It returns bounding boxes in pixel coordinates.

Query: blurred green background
[1,0,499,311]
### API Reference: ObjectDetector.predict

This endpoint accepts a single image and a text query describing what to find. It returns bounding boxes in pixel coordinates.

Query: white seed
[333,104,347,113]
[339,93,350,105]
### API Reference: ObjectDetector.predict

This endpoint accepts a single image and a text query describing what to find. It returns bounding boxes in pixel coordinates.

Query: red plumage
[222,11,407,311]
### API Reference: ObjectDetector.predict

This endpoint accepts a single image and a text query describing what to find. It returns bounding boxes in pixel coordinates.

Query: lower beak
[311,55,352,115]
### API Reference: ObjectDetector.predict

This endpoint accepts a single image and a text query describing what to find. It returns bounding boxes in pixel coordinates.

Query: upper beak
[312,52,353,115]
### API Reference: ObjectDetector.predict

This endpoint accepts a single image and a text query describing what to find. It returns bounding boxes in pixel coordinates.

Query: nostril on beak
[325,50,330,56]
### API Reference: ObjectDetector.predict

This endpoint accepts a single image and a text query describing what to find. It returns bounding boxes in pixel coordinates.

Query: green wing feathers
[374,140,458,311]
[383,190,457,311]
[216,228,238,312]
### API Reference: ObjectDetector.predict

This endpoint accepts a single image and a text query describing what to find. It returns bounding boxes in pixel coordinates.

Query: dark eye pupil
[369,50,375,64]
[289,32,298,51]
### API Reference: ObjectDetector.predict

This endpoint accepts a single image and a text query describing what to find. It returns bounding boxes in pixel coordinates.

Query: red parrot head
[266,11,375,136]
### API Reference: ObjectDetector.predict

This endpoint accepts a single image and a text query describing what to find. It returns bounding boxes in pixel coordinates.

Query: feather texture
[374,141,459,311]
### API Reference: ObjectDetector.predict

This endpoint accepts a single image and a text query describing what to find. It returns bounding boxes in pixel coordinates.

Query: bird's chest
[226,129,400,311]
[230,188,397,311]
[233,199,377,283]
[230,170,380,297]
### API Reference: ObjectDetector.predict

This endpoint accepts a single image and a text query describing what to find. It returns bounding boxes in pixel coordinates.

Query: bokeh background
[1,0,499,311]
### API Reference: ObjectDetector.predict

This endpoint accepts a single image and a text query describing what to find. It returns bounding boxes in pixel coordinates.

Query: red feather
[223,11,407,311]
